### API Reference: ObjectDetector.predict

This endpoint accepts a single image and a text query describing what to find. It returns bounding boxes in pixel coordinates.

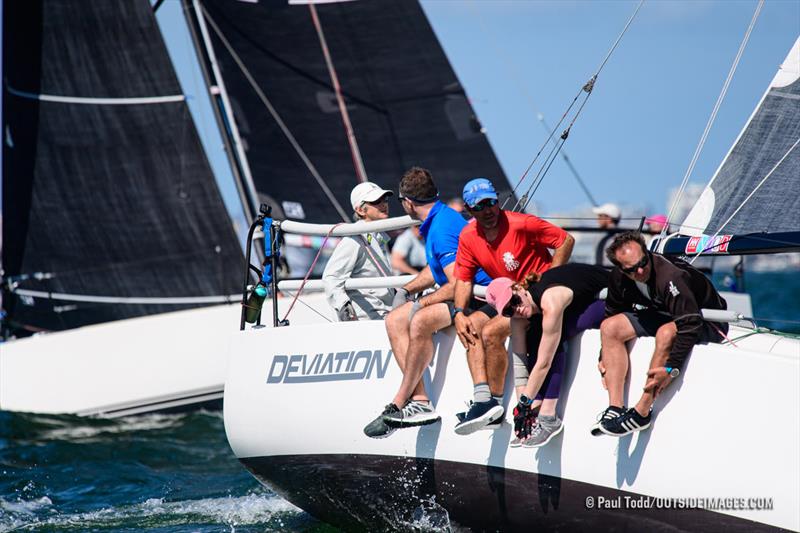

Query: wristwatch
[451,306,465,319]
[519,394,533,406]
[665,366,680,378]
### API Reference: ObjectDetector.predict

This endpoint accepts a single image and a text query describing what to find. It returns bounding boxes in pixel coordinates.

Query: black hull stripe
[241,454,786,532]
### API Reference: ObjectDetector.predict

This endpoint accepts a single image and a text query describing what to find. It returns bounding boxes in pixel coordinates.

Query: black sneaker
[454,398,504,435]
[364,404,400,439]
[383,400,440,428]
[590,405,626,436]
[599,407,651,437]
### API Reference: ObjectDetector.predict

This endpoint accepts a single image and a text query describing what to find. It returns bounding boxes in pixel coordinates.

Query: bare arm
[391,251,420,276]
[418,263,456,307]
[521,287,572,399]
[510,317,528,355]
[402,266,435,296]
[550,232,575,267]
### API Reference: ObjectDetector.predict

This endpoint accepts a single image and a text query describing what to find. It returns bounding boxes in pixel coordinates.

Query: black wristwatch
[451,306,465,319]
[519,394,533,406]
[665,366,680,378]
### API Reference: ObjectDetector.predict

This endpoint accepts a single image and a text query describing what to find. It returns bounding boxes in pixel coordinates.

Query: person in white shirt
[391,226,426,275]
[323,182,395,321]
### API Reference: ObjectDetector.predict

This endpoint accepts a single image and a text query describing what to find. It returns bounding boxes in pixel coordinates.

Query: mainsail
[191,0,513,223]
[679,37,800,238]
[1,1,245,334]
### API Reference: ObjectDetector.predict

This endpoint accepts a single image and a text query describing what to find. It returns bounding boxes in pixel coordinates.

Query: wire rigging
[660,0,764,242]
[507,0,644,213]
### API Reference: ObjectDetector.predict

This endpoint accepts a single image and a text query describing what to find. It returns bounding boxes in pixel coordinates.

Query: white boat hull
[224,320,800,531]
[0,293,332,417]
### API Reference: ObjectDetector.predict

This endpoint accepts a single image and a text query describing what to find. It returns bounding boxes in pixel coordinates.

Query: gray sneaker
[522,417,563,448]
[364,404,400,438]
[383,400,440,428]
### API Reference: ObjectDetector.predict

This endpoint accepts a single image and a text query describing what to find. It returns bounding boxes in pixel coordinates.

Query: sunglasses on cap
[501,294,522,318]
[620,253,649,274]
[469,198,498,212]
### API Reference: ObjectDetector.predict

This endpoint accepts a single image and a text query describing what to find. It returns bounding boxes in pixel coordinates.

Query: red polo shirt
[455,210,568,282]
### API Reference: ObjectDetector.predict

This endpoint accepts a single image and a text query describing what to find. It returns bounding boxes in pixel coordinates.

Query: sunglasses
[502,294,522,317]
[469,198,498,212]
[398,193,438,205]
[620,253,649,274]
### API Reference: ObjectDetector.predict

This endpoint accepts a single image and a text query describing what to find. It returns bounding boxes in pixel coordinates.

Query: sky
[419,0,800,218]
[154,0,799,228]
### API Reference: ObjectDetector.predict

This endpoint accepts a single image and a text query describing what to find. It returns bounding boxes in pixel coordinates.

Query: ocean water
[1,271,798,532]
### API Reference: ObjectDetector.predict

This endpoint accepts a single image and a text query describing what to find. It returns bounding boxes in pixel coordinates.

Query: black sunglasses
[502,294,522,317]
[469,198,498,212]
[620,253,649,274]
[398,193,438,205]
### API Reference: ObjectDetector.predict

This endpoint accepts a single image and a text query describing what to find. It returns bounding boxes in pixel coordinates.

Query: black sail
[194,0,513,223]
[2,1,244,334]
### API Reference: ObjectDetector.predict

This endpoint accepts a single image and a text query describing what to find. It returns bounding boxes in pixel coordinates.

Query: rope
[690,136,800,263]
[280,223,343,322]
[308,3,369,184]
[200,6,351,223]
[661,0,763,241]
[508,0,644,212]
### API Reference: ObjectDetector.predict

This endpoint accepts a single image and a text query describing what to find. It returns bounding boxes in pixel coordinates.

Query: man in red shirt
[452,178,574,434]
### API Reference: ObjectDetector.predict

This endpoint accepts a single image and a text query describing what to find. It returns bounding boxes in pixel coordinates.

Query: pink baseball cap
[646,214,668,226]
[485,277,515,312]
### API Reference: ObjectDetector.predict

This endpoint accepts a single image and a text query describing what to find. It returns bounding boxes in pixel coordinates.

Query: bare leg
[599,315,637,407]
[463,312,491,387]
[634,322,677,416]
[482,315,512,397]
[385,302,413,371]
[390,303,452,407]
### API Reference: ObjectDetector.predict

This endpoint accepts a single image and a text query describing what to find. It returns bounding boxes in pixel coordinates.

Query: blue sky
[420,0,799,216]
[155,0,799,225]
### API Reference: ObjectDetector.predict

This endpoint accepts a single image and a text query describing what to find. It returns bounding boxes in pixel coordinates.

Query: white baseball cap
[592,202,621,221]
[350,182,393,210]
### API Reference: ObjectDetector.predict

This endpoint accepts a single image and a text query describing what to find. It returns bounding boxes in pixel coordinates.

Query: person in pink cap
[485,263,608,448]
[645,214,668,234]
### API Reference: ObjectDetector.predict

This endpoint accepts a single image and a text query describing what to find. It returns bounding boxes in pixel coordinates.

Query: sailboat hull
[224,321,800,531]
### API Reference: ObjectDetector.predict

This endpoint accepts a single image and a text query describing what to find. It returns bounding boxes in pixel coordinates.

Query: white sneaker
[383,400,441,428]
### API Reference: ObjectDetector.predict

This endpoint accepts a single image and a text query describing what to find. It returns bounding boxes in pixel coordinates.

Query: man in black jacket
[593,231,728,436]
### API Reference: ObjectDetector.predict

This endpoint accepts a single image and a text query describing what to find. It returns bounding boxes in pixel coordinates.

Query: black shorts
[445,298,497,324]
[622,310,728,344]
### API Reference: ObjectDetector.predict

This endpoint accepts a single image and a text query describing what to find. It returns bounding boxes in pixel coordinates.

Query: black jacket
[605,253,727,369]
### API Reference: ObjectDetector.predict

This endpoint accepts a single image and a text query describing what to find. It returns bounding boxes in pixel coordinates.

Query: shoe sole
[590,424,604,437]
[522,423,564,448]
[383,414,441,429]
[598,419,651,437]
[454,405,505,436]
[364,427,396,439]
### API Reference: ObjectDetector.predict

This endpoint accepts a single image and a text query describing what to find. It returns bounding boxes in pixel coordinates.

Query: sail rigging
[1,0,245,334]
[191,0,513,224]
[678,37,800,239]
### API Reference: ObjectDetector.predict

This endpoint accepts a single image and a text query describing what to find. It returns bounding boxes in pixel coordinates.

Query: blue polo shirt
[418,201,492,287]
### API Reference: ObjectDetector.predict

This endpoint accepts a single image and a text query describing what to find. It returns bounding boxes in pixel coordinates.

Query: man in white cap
[592,202,621,229]
[592,202,622,266]
[322,182,395,321]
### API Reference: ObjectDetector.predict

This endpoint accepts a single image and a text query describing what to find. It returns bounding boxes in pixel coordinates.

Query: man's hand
[392,288,411,309]
[644,367,672,397]
[454,312,478,348]
[337,301,358,322]
[597,361,608,390]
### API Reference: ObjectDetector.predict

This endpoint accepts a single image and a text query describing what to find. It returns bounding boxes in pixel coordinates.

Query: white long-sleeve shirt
[322,232,394,320]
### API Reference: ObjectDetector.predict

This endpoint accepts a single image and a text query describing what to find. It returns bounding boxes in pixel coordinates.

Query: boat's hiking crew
[363,167,492,438]
[594,231,728,436]
[322,182,395,321]
[485,263,607,448]
[451,178,574,435]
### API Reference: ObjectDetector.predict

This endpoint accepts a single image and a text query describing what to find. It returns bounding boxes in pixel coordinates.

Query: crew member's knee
[655,321,677,348]
[385,305,408,334]
[600,315,632,342]
[481,317,508,348]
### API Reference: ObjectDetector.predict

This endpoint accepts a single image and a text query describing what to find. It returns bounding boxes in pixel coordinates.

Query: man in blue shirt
[364,167,493,438]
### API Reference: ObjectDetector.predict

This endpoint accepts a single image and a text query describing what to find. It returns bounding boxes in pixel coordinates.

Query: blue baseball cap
[462,178,498,208]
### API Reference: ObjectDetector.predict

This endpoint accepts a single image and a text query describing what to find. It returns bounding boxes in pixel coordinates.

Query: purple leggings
[526,299,605,400]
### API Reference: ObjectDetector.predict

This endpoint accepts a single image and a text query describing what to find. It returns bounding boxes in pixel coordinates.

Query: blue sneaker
[456,401,505,430]
[600,407,651,437]
[454,398,504,435]
[590,405,625,436]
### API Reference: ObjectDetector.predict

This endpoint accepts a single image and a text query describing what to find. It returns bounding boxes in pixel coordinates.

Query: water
[0,411,331,532]
[2,271,798,532]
